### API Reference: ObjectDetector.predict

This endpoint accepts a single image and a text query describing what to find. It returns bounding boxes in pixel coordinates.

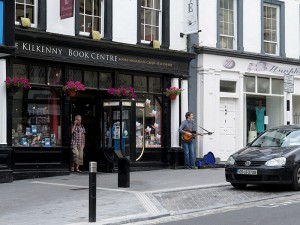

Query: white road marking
[257,198,300,208]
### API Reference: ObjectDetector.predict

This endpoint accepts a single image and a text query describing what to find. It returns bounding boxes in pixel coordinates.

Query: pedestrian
[178,112,198,169]
[71,115,85,172]
[255,99,265,136]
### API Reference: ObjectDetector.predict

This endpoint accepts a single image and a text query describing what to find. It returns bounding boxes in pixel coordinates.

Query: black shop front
[6,28,194,180]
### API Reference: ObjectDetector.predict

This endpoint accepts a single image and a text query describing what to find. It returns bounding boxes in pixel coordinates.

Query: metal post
[89,161,97,222]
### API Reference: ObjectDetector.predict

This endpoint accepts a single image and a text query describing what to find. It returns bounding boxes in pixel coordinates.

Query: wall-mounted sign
[60,0,74,19]
[184,0,198,34]
[284,74,294,93]
[15,41,188,75]
[248,61,300,76]
[223,59,235,69]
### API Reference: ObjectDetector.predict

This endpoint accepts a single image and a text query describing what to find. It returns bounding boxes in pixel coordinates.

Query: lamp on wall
[90,31,101,41]
[20,17,31,28]
[151,40,160,49]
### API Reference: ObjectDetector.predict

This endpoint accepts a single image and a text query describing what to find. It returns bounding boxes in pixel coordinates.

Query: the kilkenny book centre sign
[15,41,187,75]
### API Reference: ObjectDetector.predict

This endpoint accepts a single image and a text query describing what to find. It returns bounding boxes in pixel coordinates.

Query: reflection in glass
[257,77,270,94]
[47,68,62,85]
[29,66,46,84]
[99,72,112,89]
[84,71,98,88]
[13,64,28,78]
[272,78,283,95]
[67,70,82,82]
[149,77,161,93]
[244,76,255,93]
[134,76,147,92]
[116,74,132,88]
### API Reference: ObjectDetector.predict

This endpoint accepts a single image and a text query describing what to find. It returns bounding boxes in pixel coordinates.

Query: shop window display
[12,87,61,147]
[143,95,162,148]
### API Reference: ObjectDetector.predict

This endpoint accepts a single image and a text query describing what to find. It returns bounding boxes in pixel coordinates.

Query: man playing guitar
[178,112,198,169]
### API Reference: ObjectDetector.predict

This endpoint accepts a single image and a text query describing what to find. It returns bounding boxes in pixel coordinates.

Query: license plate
[237,169,257,175]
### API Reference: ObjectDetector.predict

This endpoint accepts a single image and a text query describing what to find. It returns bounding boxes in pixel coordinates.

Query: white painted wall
[285,0,300,58]
[198,0,217,47]
[47,0,75,36]
[113,0,137,44]
[243,0,262,53]
[169,0,188,51]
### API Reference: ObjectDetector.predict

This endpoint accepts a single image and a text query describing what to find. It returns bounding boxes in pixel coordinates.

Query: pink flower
[5,77,31,89]
[107,87,136,98]
[64,81,86,92]
[163,87,184,96]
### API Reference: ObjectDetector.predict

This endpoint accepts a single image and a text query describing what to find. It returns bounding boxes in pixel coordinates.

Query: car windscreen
[251,129,300,147]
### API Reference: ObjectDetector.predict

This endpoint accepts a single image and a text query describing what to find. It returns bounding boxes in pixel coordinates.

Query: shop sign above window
[60,0,74,19]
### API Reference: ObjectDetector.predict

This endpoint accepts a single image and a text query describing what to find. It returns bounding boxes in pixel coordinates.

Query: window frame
[140,0,162,44]
[263,4,280,55]
[217,0,243,51]
[137,0,170,49]
[15,0,38,28]
[219,0,237,50]
[79,0,104,37]
[261,0,285,57]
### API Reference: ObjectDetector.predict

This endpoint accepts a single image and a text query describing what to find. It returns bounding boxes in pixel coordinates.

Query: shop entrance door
[71,93,96,170]
[219,98,236,161]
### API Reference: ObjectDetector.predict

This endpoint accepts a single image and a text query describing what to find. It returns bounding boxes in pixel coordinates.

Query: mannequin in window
[255,99,265,135]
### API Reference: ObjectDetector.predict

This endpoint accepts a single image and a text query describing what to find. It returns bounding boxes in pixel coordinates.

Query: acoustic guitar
[182,130,213,142]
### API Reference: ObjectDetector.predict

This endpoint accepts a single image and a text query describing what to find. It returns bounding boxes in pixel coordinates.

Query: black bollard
[89,161,97,222]
[118,158,130,188]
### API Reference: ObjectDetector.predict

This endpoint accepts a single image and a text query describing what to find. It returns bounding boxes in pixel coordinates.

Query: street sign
[284,75,294,84]
[284,75,294,93]
[284,82,294,93]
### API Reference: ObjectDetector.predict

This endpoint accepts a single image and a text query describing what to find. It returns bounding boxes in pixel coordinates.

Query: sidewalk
[0,168,227,225]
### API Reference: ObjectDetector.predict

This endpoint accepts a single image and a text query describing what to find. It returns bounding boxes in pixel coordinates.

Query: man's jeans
[182,141,196,168]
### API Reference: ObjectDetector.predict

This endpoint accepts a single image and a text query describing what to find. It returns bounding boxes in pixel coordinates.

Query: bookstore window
[142,94,162,148]
[12,87,62,147]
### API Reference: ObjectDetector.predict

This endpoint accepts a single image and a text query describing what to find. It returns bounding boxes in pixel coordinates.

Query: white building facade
[192,0,300,161]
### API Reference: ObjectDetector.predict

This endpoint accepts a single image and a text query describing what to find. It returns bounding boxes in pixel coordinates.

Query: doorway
[71,92,96,170]
[219,98,236,161]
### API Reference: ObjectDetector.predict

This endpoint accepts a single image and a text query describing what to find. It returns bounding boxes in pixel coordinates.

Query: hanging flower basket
[163,87,184,100]
[5,77,31,96]
[107,87,137,99]
[169,94,177,100]
[63,81,86,96]
[68,90,77,97]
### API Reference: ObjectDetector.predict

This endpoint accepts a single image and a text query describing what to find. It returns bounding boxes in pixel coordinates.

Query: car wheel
[231,183,247,189]
[291,164,300,191]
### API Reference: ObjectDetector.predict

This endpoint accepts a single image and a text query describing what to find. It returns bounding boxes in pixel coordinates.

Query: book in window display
[26,127,32,135]
[17,124,23,133]
[44,137,51,147]
[31,125,37,134]
[21,137,28,146]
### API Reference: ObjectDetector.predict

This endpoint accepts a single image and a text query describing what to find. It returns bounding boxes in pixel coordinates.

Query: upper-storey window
[80,0,104,36]
[263,4,279,55]
[141,0,162,43]
[219,0,236,49]
[15,0,38,28]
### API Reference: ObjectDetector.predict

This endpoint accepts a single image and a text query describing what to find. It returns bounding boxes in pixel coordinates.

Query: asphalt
[0,168,228,225]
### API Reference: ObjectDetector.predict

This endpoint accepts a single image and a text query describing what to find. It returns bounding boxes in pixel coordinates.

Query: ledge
[196,46,300,65]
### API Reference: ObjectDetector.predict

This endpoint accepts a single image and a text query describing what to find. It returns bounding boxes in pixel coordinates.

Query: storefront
[5,28,194,180]
[195,50,297,162]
